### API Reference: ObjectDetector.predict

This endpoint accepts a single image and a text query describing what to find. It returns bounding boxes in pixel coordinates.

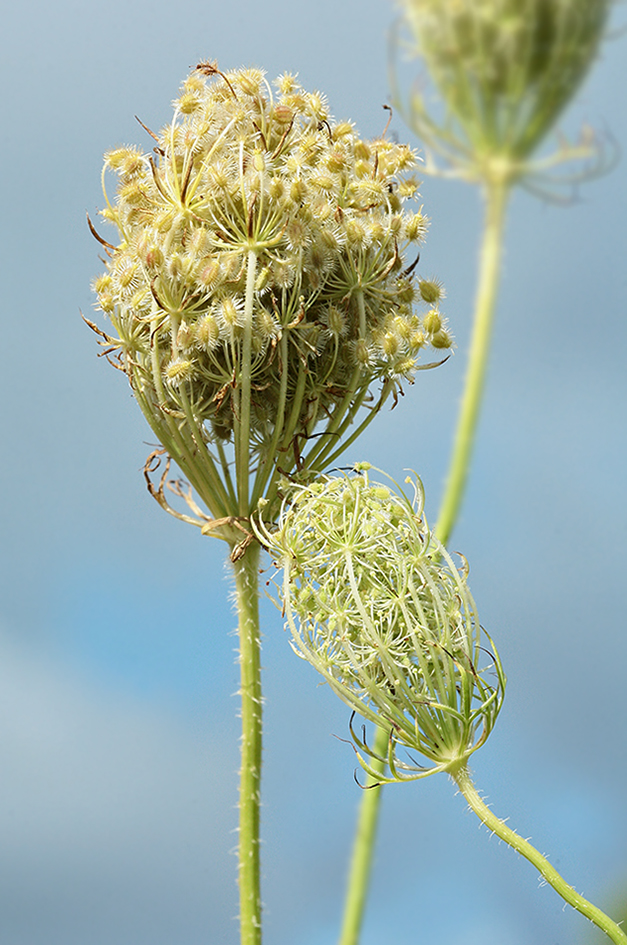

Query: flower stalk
[340,177,508,943]
[338,724,388,945]
[233,543,263,945]
[452,764,627,945]
[436,176,509,545]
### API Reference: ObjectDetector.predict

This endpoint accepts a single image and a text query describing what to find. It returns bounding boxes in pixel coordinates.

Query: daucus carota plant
[339,4,618,942]
[259,465,627,945]
[87,3,620,940]
[88,63,450,945]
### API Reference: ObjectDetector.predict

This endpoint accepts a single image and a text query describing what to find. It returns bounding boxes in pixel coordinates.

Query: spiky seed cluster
[92,67,451,514]
[258,464,505,780]
[398,0,611,169]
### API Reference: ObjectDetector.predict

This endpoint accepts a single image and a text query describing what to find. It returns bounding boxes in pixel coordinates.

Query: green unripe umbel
[257,464,505,780]
[397,0,612,181]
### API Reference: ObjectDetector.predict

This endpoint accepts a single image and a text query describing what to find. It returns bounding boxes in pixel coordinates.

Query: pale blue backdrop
[0,1,625,943]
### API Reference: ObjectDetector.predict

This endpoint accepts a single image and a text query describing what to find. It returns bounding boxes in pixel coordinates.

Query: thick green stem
[436,179,510,546]
[232,543,263,945]
[453,765,627,945]
[338,724,389,945]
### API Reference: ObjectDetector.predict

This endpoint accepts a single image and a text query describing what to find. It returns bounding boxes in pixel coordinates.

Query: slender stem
[217,437,238,509]
[305,288,367,470]
[453,765,627,945]
[232,542,263,945]
[319,380,393,471]
[177,383,233,513]
[141,319,231,516]
[338,724,389,945]
[251,331,290,507]
[436,179,510,546]
[261,358,309,509]
[236,249,258,515]
[305,376,367,470]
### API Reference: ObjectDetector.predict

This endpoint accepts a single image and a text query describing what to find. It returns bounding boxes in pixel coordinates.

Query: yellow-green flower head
[257,464,505,780]
[398,0,612,172]
[91,66,451,520]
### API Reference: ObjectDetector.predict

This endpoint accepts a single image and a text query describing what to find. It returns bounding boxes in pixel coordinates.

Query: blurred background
[0,1,625,943]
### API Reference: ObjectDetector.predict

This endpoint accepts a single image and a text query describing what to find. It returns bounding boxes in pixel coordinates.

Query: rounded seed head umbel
[91,67,451,507]
[258,464,506,781]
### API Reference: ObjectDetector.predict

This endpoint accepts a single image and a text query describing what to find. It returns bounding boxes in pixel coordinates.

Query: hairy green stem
[436,179,510,546]
[337,179,511,945]
[453,765,627,945]
[338,724,389,945]
[233,543,263,945]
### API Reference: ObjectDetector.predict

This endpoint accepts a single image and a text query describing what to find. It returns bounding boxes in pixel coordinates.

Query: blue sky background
[0,1,626,943]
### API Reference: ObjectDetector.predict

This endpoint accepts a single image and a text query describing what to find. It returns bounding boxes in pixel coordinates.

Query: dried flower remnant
[257,463,505,780]
[90,66,452,535]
